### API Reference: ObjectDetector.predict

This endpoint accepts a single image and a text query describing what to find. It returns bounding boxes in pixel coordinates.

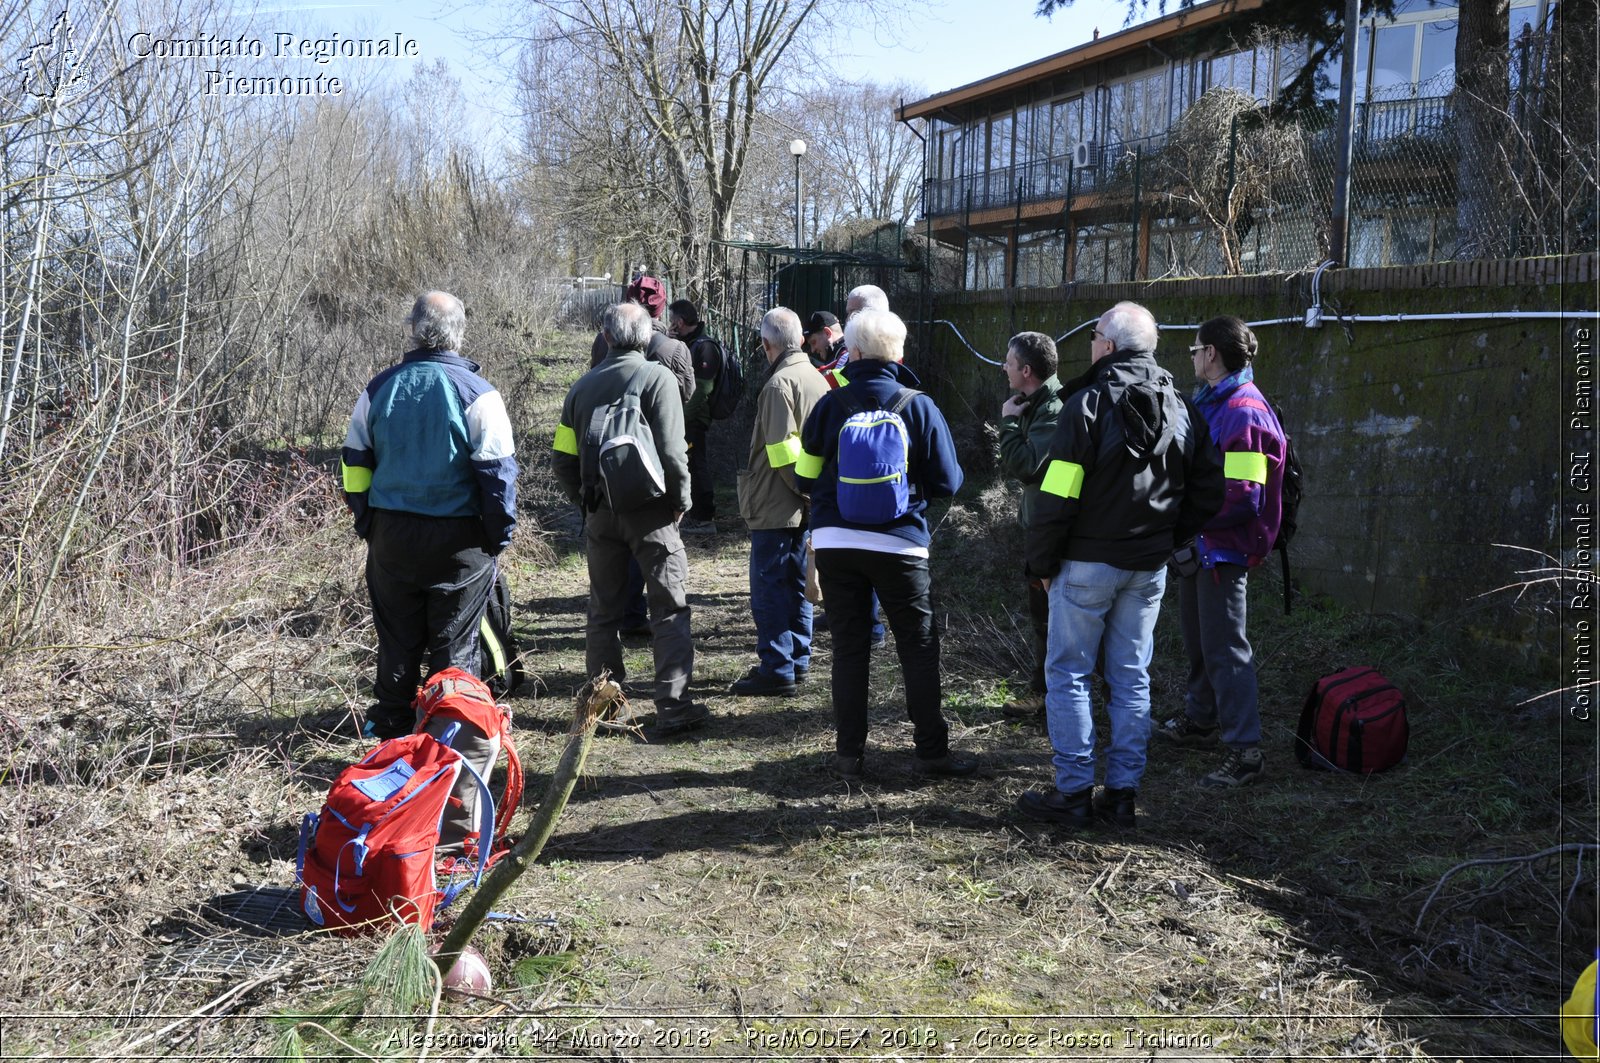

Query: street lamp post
[789,138,807,250]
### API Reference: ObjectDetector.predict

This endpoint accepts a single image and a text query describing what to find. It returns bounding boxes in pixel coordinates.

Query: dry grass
[0,334,1583,1060]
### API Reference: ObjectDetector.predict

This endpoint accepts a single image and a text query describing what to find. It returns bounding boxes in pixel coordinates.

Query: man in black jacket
[667,298,724,532]
[1016,301,1224,830]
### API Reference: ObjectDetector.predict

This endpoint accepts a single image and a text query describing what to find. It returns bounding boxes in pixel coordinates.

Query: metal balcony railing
[925,132,1169,218]
[923,95,1455,219]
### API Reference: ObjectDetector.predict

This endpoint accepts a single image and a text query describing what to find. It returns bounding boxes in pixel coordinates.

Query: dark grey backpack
[581,372,666,512]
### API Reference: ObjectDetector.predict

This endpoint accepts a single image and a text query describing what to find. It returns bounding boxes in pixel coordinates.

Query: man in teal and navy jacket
[341,290,519,739]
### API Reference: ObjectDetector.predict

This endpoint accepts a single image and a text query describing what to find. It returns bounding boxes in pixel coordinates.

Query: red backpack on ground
[1295,666,1409,774]
[296,733,491,934]
[295,669,524,935]
[412,668,523,862]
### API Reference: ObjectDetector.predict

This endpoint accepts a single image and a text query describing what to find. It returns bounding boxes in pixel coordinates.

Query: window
[1370,24,1416,96]
[988,111,1014,173]
[965,241,1007,289]
[1015,232,1065,287]
[1418,19,1456,90]
[1072,223,1133,283]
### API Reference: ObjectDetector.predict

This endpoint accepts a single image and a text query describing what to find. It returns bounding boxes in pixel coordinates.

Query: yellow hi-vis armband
[341,462,373,493]
[766,434,803,469]
[1040,460,1085,500]
[796,450,824,479]
[553,423,578,455]
[1224,450,1269,485]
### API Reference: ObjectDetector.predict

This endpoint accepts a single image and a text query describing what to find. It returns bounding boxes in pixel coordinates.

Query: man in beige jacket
[730,307,830,697]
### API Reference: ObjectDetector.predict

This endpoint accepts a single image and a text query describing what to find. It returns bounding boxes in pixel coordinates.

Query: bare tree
[1153,86,1310,275]
[512,0,829,300]
[788,80,925,226]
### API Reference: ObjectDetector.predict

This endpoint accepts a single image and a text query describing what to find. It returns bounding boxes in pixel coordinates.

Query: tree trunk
[1454,0,1512,256]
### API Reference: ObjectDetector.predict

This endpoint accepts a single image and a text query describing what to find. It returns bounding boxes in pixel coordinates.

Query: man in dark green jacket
[995,331,1065,718]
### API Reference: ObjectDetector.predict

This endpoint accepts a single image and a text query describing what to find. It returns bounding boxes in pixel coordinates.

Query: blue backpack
[834,386,920,524]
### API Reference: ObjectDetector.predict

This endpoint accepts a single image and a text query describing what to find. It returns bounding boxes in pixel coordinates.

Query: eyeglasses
[1188,343,1209,353]
[1090,330,1105,340]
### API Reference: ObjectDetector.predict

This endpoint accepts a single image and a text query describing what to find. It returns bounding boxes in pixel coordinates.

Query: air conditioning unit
[1072,140,1095,169]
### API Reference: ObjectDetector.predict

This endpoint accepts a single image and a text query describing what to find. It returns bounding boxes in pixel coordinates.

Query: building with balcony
[897,0,1554,289]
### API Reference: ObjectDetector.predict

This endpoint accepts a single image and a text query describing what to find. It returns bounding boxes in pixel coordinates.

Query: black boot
[1015,786,1095,829]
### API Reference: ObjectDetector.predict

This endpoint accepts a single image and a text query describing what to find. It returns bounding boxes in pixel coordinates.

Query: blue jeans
[1044,560,1167,794]
[749,528,812,680]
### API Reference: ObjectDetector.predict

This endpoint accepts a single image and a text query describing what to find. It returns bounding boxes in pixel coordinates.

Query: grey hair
[1099,300,1159,354]
[845,284,888,315]
[760,307,804,351]
[601,301,653,352]
[410,291,466,351]
[843,308,906,362]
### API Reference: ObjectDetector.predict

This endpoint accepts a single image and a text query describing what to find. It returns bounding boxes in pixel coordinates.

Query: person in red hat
[589,275,694,403]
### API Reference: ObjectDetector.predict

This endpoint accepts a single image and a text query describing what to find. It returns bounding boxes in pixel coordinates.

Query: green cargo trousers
[583,503,695,713]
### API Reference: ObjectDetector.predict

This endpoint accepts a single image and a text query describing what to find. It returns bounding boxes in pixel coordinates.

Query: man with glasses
[1016,301,1223,830]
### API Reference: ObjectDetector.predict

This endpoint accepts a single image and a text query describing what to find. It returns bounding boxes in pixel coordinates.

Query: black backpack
[706,338,744,420]
[478,566,524,698]
[1269,400,1304,614]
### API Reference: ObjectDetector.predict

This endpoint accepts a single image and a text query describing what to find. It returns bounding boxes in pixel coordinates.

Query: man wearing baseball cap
[803,310,844,370]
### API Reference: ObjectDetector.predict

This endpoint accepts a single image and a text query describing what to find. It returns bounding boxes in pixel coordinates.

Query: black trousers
[1028,575,1050,694]
[687,422,715,519]
[366,510,495,729]
[814,547,949,760]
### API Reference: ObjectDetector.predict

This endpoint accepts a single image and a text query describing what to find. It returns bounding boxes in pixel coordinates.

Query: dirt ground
[0,338,1581,1061]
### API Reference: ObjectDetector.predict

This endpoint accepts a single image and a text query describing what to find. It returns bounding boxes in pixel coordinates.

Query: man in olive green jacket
[996,331,1067,717]
[730,307,831,697]
[554,301,707,736]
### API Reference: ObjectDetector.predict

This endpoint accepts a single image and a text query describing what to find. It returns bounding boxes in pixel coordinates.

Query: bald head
[845,284,888,318]
[1097,300,1158,358]
[410,291,466,351]
[601,301,653,351]
[760,307,804,363]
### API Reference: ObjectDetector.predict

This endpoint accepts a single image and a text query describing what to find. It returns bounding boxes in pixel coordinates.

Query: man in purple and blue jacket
[795,309,975,782]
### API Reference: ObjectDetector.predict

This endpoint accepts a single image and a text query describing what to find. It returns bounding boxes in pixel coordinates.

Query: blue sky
[250,0,1146,142]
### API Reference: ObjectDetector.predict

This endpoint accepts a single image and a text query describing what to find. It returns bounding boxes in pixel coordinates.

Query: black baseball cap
[802,310,838,337]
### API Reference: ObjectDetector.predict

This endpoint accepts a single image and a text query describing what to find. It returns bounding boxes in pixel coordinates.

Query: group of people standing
[340,284,1288,831]
[997,303,1288,829]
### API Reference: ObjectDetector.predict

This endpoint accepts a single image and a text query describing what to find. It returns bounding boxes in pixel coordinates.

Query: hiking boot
[1001,692,1047,719]
[913,751,979,778]
[834,753,865,781]
[1016,786,1095,829]
[1095,786,1137,830]
[793,666,809,684]
[1153,713,1219,749]
[679,518,718,536]
[1200,747,1265,788]
[648,702,710,739]
[730,667,798,697]
[362,708,413,742]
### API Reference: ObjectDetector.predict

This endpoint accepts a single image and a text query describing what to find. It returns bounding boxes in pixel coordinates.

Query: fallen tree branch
[1414,844,1597,931]
[431,674,616,974]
